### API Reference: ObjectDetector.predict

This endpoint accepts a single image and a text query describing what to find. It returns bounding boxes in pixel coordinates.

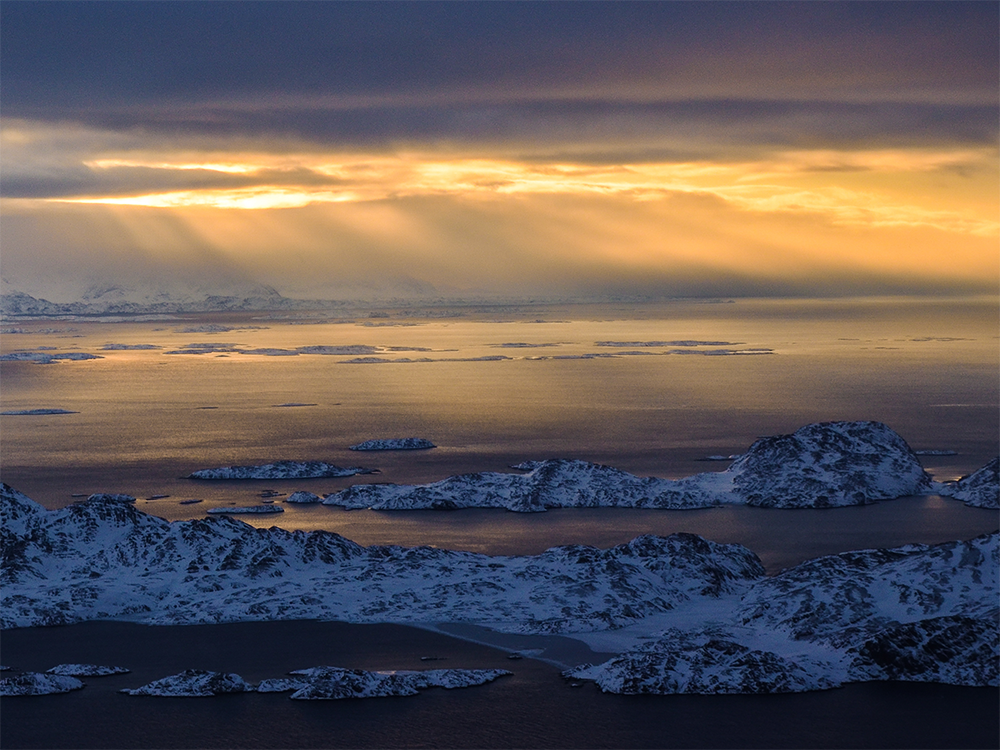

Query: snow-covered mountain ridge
[2,484,996,693]
[0,485,765,634]
[324,421,939,511]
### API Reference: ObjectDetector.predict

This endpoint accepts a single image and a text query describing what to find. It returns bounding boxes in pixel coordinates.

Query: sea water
[2,297,996,513]
[1,297,997,749]
[1,621,997,749]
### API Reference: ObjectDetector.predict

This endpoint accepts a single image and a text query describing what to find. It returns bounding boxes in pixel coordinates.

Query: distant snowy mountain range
[0,281,299,316]
[0,279,540,317]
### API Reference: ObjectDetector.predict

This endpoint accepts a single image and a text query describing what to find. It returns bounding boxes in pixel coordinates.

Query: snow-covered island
[285,491,323,504]
[189,460,375,480]
[259,666,510,699]
[117,666,510,699]
[324,421,939,511]
[121,669,254,697]
[0,351,103,365]
[349,438,436,451]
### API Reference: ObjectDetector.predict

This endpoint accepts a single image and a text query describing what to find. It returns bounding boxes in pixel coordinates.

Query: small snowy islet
[349,438,436,451]
[189,460,374,480]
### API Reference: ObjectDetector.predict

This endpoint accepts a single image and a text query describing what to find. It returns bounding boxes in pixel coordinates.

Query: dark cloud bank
[2,2,995,150]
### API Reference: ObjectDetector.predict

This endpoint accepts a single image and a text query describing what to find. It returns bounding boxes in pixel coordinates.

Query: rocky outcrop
[568,638,837,694]
[846,614,999,686]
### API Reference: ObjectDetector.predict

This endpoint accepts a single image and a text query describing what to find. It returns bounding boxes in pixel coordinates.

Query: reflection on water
[232,496,999,574]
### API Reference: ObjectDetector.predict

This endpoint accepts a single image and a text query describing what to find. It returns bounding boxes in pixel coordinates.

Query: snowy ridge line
[324,421,949,511]
[0,484,765,634]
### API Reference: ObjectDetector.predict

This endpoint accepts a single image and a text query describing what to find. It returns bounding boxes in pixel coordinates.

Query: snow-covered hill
[0,486,765,634]
[727,421,933,507]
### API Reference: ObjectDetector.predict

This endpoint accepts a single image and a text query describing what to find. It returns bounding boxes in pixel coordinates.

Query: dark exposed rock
[847,613,999,686]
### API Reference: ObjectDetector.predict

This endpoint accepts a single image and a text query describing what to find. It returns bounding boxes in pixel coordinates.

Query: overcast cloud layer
[2,2,997,301]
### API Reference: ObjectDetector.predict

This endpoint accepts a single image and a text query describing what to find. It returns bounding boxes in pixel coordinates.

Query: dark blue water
[2,621,996,749]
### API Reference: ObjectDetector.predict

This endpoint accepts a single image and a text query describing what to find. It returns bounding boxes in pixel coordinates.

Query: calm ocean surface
[2,621,997,750]
[1,297,997,748]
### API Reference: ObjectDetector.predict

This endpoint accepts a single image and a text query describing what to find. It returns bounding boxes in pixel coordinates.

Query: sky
[1,1,997,302]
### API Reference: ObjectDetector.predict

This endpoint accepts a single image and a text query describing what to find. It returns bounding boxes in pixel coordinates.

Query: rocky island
[189,461,374,480]
[349,438,436,451]
[324,421,940,511]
